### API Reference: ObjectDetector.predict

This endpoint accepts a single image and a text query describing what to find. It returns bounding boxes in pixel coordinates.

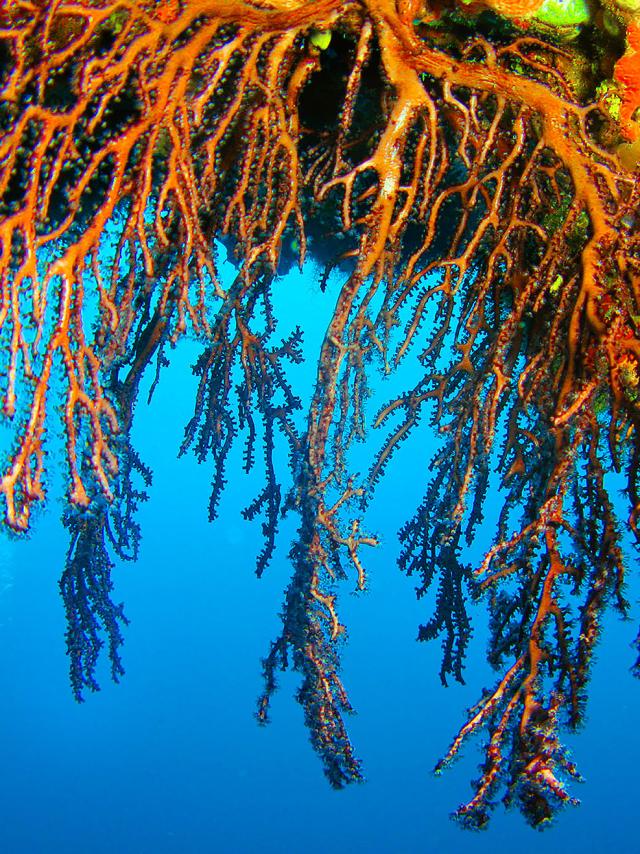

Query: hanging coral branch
[1,0,639,827]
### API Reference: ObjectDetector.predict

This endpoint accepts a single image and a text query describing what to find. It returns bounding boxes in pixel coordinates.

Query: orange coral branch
[2,0,639,825]
[614,20,640,142]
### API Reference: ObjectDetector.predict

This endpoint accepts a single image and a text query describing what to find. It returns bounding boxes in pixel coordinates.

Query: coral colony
[1,0,640,829]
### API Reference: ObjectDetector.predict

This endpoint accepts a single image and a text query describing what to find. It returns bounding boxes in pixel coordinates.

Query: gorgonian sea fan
[1,0,640,828]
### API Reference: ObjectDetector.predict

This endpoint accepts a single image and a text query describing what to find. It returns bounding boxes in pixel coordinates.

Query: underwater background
[0,252,639,854]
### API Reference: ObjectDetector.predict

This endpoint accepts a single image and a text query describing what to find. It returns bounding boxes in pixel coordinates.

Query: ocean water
[0,259,638,854]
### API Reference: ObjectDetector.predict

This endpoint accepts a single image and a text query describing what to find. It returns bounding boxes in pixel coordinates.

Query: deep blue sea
[1,255,638,853]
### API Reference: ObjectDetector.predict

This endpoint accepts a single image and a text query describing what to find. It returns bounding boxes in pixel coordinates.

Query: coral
[614,20,640,141]
[1,0,639,828]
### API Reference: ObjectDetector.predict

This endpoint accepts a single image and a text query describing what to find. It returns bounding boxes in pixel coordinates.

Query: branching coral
[1,0,639,828]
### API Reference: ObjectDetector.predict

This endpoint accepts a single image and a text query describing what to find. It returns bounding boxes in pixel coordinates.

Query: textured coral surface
[1,0,639,827]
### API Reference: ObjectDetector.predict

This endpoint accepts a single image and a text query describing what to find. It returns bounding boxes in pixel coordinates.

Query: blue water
[0,260,638,853]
